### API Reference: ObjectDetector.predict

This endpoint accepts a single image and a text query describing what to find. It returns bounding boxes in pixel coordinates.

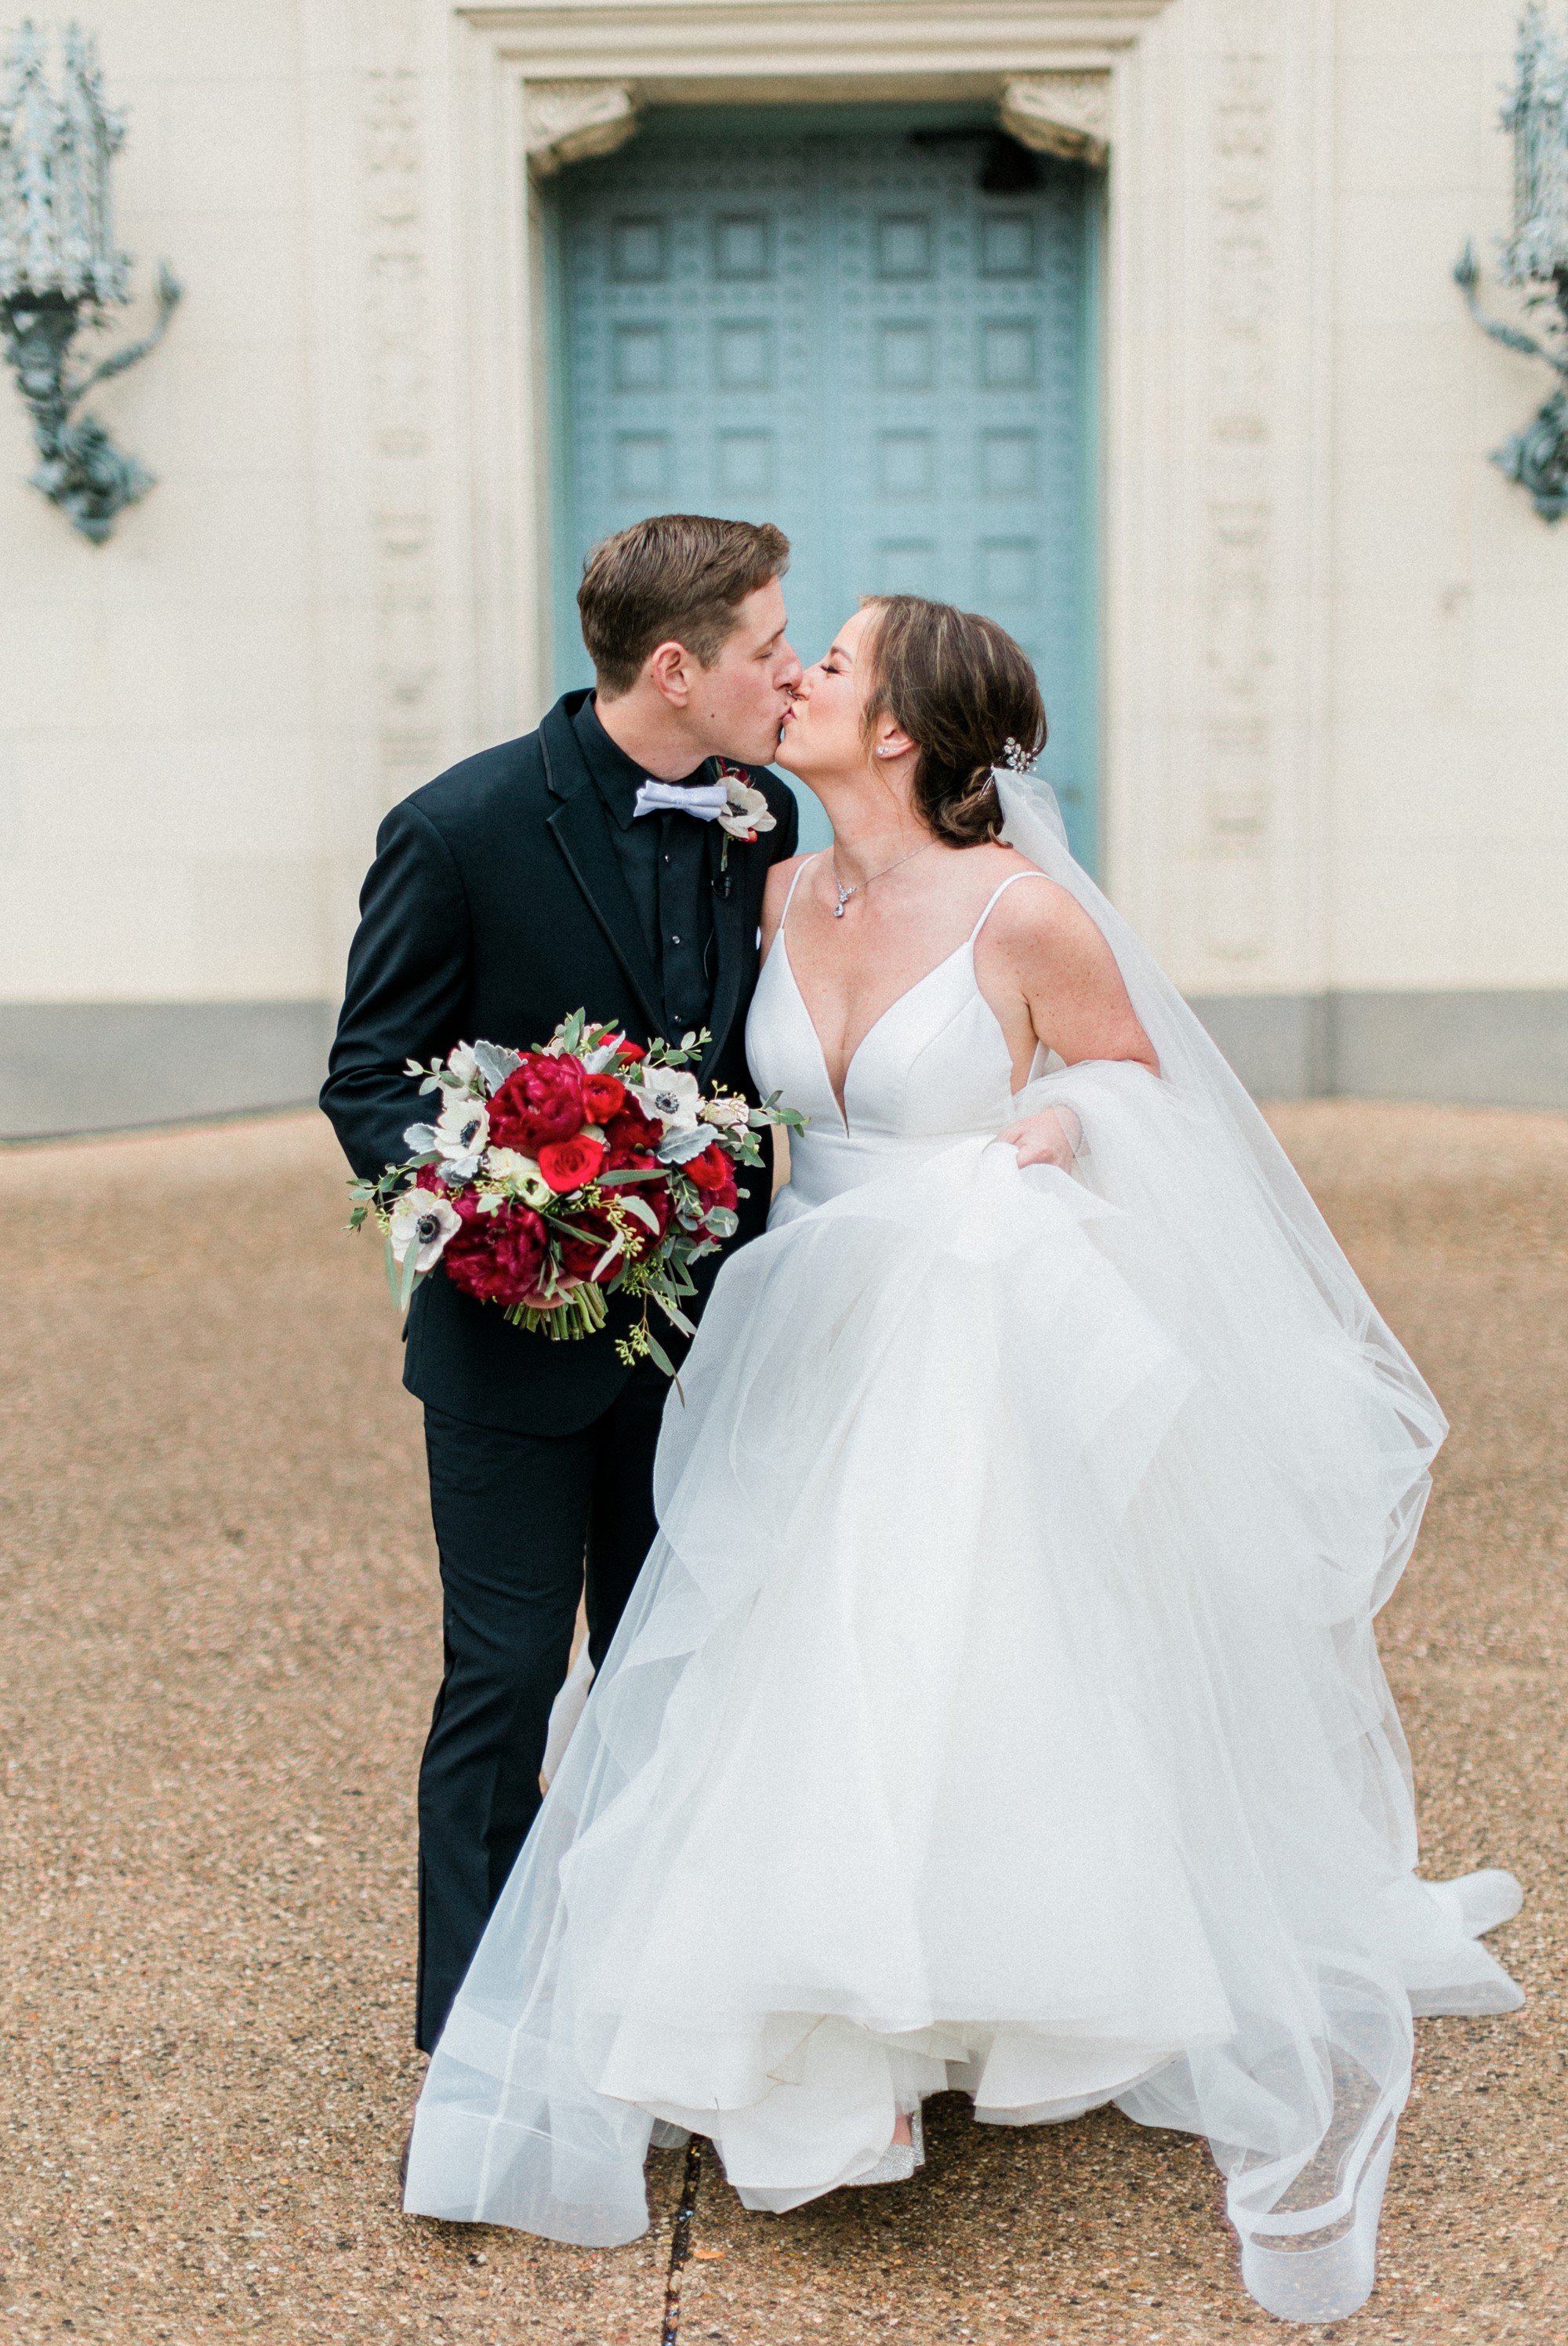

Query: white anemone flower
[435,1093,489,1163]
[640,1067,702,1131]
[388,1187,463,1273]
[445,1042,482,1090]
[717,778,777,841]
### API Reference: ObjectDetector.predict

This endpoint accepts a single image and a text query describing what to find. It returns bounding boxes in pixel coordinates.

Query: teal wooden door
[550,108,1100,868]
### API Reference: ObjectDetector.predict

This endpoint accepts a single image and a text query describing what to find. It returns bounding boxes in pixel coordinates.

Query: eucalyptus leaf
[643,1331,678,1382]
[620,1194,662,1235]
[398,1240,421,1314]
[655,1294,698,1338]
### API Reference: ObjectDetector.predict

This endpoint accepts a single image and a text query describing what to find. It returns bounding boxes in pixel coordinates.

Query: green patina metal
[1456,4,1568,522]
[0,20,180,543]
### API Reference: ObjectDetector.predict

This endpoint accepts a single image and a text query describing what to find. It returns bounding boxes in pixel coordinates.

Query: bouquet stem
[505,1281,611,1340]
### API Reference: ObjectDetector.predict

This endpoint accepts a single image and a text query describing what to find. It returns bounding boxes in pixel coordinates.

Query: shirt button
[670,934,681,945]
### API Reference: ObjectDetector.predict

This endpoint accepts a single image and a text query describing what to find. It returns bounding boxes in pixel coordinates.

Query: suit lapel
[541,698,668,1037]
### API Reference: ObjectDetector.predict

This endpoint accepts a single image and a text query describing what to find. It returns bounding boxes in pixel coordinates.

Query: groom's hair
[579,514,789,696]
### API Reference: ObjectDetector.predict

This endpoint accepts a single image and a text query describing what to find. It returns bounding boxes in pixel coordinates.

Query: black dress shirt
[571,695,717,1040]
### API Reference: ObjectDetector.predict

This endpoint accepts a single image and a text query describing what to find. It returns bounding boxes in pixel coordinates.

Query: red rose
[488,1052,586,1153]
[536,1133,608,1193]
[616,1040,648,1063]
[685,1145,739,1218]
[685,1143,734,1193]
[581,1071,626,1124]
[441,1198,548,1308]
[604,1099,662,1165]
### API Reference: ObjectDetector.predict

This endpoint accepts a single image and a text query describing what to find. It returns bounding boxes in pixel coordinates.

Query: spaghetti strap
[967,868,1051,945]
[779,852,822,934]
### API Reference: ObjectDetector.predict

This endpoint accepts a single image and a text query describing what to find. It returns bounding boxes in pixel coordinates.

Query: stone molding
[0,1003,339,1140]
[1200,21,1280,966]
[999,72,1110,164]
[5,992,1563,1138]
[355,0,448,802]
[524,78,638,176]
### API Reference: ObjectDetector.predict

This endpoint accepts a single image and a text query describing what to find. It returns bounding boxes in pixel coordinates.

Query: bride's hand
[998,1106,1082,1169]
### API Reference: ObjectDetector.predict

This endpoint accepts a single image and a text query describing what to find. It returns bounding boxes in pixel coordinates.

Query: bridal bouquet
[349,1015,804,1375]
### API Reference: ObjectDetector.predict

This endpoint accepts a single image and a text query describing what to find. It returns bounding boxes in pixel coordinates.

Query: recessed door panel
[553,112,1099,867]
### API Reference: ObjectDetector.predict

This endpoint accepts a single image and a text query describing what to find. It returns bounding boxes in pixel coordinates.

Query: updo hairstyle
[858,595,1047,846]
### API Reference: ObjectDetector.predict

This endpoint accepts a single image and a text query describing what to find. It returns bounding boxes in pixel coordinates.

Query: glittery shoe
[849,2106,924,2187]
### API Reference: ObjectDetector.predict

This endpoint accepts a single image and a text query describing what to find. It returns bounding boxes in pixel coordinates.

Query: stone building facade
[2,0,1564,1136]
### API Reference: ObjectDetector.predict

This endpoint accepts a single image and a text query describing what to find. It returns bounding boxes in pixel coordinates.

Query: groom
[321,514,802,2055]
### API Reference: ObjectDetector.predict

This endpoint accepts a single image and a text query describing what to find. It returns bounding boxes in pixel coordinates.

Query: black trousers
[416,1364,667,2053]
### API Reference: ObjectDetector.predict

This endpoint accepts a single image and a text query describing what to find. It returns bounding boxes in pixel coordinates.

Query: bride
[403,595,1522,2323]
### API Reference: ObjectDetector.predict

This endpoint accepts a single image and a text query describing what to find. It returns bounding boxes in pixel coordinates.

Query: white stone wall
[1329,0,1568,997]
[0,1,333,1010]
[0,0,1563,1134]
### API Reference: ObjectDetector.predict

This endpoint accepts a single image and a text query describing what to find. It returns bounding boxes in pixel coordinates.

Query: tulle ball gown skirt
[405,1095,1522,2326]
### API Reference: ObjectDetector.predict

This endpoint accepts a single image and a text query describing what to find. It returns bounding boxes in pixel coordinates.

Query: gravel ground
[1,1101,1564,2346]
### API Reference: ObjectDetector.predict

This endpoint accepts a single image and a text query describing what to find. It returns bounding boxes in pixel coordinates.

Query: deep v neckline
[777,928,970,1133]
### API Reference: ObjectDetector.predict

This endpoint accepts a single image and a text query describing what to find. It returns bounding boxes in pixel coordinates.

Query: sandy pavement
[0,1101,1564,2346]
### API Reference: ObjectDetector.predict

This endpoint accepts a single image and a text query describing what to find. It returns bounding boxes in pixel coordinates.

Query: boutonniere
[713,761,777,844]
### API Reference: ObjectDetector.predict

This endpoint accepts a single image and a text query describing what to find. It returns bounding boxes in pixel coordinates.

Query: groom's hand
[998,1106,1082,1170]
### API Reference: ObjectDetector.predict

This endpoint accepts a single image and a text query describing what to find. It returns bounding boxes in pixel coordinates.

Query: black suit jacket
[321,690,800,1435]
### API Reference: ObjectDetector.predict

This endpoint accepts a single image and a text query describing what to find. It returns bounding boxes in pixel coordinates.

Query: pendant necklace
[831,840,934,918]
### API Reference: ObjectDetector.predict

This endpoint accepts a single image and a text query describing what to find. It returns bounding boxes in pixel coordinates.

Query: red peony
[488,1052,586,1153]
[581,1071,626,1124]
[557,1204,624,1284]
[622,1156,674,1243]
[536,1133,608,1193]
[441,1197,549,1308]
[604,1098,662,1165]
[558,1169,671,1281]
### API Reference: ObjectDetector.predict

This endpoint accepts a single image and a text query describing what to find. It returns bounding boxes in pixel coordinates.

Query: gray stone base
[0,1000,338,1140]
[1190,990,1568,1110]
[1,991,1564,1139]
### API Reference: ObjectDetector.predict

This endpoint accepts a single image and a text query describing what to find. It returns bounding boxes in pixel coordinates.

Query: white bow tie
[633,777,730,822]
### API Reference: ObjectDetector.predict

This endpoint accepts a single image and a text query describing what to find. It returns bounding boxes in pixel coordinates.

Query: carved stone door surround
[404,0,1334,1019]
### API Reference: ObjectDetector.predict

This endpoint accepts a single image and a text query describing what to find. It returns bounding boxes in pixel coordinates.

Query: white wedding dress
[404,778,1522,2324]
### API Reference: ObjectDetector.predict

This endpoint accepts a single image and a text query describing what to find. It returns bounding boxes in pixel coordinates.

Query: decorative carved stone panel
[356,0,445,801]
[524,81,638,179]
[998,74,1110,168]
